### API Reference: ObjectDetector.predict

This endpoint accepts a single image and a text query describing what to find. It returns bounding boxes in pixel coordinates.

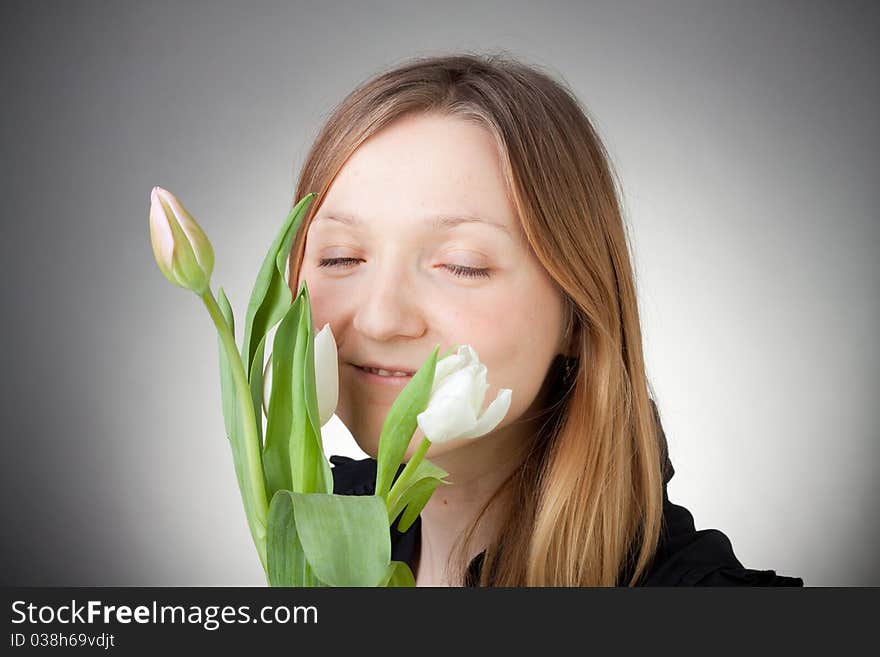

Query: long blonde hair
[287,52,665,586]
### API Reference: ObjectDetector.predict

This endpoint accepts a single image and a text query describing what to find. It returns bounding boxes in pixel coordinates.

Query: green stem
[386,437,431,516]
[201,288,269,576]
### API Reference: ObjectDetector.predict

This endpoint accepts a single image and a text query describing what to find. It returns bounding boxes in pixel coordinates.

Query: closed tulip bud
[313,322,339,427]
[149,186,215,294]
[416,345,512,444]
[262,322,339,427]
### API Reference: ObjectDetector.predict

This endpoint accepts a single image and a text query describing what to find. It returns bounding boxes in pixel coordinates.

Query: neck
[412,422,529,586]
[409,371,559,587]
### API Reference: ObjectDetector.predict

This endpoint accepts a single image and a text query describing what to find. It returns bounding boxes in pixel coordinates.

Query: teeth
[364,366,411,377]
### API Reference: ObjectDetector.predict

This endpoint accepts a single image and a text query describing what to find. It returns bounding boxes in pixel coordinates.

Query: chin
[350,432,380,461]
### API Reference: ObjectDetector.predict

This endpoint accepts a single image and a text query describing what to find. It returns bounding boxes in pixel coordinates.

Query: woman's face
[295,113,567,461]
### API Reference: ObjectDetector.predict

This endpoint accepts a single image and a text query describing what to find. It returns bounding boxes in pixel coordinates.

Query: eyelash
[317,257,491,279]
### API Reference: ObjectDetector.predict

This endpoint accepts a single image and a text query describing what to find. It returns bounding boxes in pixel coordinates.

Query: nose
[352,260,427,342]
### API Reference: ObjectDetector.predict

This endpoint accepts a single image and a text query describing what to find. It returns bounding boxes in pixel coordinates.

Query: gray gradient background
[1,0,877,586]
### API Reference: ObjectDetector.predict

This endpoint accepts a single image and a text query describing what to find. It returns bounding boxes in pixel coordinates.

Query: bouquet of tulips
[148,187,512,586]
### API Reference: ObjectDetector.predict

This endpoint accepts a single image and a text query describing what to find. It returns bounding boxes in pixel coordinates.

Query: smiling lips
[361,366,412,377]
[354,362,416,377]
[352,364,415,385]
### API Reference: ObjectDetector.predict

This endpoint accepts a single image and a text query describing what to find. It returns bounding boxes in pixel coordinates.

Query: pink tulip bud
[149,186,215,293]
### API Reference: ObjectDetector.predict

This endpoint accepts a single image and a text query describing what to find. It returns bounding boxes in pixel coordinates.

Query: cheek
[297,270,338,328]
[479,298,560,407]
[469,291,540,355]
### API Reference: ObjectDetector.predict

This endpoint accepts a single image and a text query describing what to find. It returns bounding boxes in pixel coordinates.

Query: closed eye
[317,257,491,279]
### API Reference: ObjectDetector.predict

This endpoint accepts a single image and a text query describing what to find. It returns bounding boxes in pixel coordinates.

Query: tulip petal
[149,188,175,276]
[417,391,478,444]
[158,187,215,277]
[314,323,338,426]
[431,351,466,393]
[165,207,206,290]
[458,388,513,440]
[262,357,273,418]
[460,344,479,361]
[468,364,489,416]
[148,186,214,293]
[417,343,513,444]
[431,363,480,401]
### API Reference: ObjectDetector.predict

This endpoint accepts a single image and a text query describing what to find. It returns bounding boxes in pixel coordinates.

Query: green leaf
[267,489,306,586]
[288,285,332,494]
[403,457,448,487]
[241,193,316,437]
[292,493,391,587]
[248,333,267,450]
[387,457,450,529]
[262,287,333,499]
[382,561,416,587]
[300,283,323,443]
[262,299,301,499]
[294,282,333,495]
[397,478,444,534]
[216,287,257,517]
[217,287,235,334]
[217,287,238,446]
[374,345,441,500]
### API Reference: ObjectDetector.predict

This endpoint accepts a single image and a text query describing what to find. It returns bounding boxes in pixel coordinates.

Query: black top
[330,455,804,587]
[330,403,804,586]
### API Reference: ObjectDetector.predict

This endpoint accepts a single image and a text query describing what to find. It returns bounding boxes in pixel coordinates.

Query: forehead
[313,114,521,239]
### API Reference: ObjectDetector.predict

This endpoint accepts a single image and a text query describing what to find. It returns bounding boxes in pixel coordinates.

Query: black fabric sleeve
[640,490,805,586]
[329,454,378,496]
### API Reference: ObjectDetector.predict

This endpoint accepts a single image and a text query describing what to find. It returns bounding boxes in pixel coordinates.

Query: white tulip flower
[313,322,339,427]
[416,345,512,444]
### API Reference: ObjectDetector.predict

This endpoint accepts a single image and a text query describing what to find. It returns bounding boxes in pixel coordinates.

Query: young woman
[286,52,803,587]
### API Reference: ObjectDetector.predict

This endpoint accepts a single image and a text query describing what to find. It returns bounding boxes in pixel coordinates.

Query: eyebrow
[314,211,511,236]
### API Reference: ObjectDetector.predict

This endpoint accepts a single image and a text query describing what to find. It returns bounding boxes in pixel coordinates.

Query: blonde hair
[287,51,665,586]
